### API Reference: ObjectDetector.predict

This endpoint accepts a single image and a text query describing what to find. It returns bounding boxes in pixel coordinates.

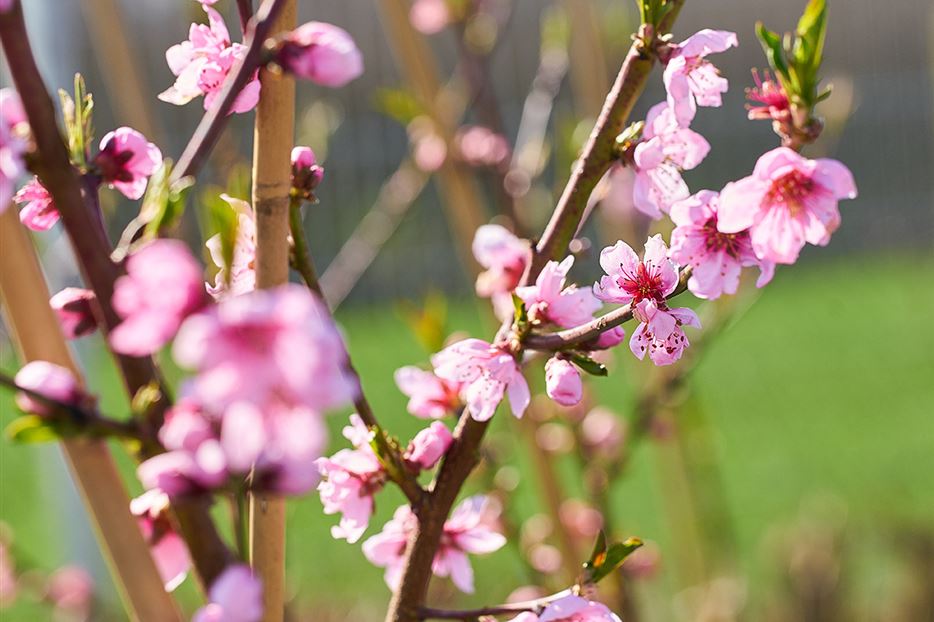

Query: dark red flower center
[619,262,665,305]
[765,169,814,216]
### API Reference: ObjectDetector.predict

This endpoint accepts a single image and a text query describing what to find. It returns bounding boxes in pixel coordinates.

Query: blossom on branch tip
[717,147,857,264]
[363,495,506,593]
[393,366,463,419]
[507,594,621,622]
[159,6,260,114]
[274,22,364,87]
[206,194,256,300]
[192,564,263,622]
[13,362,84,417]
[633,102,710,219]
[0,88,28,210]
[594,235,699,366]
[544,357,583,407]
[130,489,191,592]
[516,256,601,328]
[110,240,208,356]
[473,224,529,319]
[93,127,162,200]
[291,146,324,199]
[50,287,98,340]
[404,421,453,469]
[14,177,58,231]
[432,338,530,421]
[316,414,385,543]
[663,29,738,127]
[669,190,774,299]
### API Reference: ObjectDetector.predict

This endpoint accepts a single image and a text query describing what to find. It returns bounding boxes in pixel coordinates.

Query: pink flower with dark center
[174,284,354,411]
[130,489,191,592]
[110,240,208,356]
[160,6,260,114]
[718,147,858,264]
[472,224,528,298]
[192,564,263,622]
[507,594,622,622]
[432,338,530,421]
[594,235,700,366]
[290,146,324,197]
[516,256,601,328]
[50,287,98,340]
[404,421,453,469]
[364,495,505,593]
[663,29,738,127]
[316,414,385,543]
[1,88,28,210]
[393,366,463,419]
[13,177,58,231]
[206,194,256,300]
[746,69,790,122]
[275,22,363,87]
[14,361,84,417]
[544,357,583,407]
[94,127,162,200]
[669,190,774,299]
[633,102,710,219]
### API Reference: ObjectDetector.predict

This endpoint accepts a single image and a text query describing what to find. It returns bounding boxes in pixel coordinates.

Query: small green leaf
[581,535,643,584]
[397,292,449,354]
[6,416,62,443]
[374,88,426,126]
[569,352,608,377]
[755,22,790,83]
[131,381,164,418]
[202,192,242,288]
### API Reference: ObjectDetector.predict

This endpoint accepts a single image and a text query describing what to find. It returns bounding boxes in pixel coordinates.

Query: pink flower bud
[544,357,583,407]
[50,288,98,340]
[276,22,363,88]
[14,177,58,231]
[290,146,324,197]
[593,326,626,350]
[94,127,162,200]
[405,421,453,470]
[14,361,83,417]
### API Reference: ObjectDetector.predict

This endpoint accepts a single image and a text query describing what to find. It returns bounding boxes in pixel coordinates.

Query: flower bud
[50,288,98,339]
[592,326,626,350]
[544,356,583,407]
[404,421,453,470]
[290,146,324,199]
[274,22,363,88]
[14,361,83,417]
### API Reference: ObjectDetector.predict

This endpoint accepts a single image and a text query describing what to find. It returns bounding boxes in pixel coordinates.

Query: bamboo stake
[377,0,487,279]
[248,1,296,619]
[0,209,181,622]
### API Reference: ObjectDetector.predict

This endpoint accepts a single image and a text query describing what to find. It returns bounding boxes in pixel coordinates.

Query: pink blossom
[364,495,505,593]
[46,566,94,618]
[410,0,450,34]
[275,22,363,87]
[94,127,162,200]
[0,88,28,210]
[404,421,453,469]
[393,366,462,419]
[192,564,263,622]
[633,102,710,218]
[173,284,355,411]
[316,414,385,543]
[110,240,208,356]
[718,147,857,264]
[507,594,621,622]
[544,357,583,407]
[13,177,58,231]
[159,6,260,114]
[206,194,256,300]
[669,190,774,299]
[516,256,601,328]
[14,361,83,417]
[456,126,511,168]
[291,146,324,197]
[472,224,528,298]
[49,288,98,340]
[746,69,790,123]
[432,338,530,421]
[663,29,738,127]
[592,326,626,350]
[594,235,700,365]
[130,489,191,591]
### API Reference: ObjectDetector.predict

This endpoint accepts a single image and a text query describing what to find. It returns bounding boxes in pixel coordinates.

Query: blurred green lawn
[2,252,933,620]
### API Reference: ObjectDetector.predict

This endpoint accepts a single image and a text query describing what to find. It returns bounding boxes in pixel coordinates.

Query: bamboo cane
[0,209,181,622]
[247,1,296,619]
[376,0,488,279]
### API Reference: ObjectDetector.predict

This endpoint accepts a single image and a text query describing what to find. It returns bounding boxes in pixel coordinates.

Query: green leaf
[374,88,426,126]
[569,352,608,377]
[755,22,790,83]
[202,191,241,288]
[58,74,94,168]
[581,534,643,584]
[397,292,449,354]
[6,416,62,443]
[130,381,164,418]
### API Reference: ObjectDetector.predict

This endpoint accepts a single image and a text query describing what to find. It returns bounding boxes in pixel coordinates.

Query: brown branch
[0,1,234,589]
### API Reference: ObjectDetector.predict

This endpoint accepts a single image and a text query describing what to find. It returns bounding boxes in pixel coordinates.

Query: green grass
[2,252,933,620]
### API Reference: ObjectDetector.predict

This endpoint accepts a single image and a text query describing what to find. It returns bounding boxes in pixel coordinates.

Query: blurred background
[1,0,932,620]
